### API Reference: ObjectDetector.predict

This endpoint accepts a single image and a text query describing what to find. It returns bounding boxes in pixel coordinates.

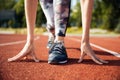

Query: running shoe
[47,36,54,49]
[48,41,68,64]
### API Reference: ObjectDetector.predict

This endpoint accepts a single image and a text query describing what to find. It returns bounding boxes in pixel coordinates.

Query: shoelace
[49,42,65,54]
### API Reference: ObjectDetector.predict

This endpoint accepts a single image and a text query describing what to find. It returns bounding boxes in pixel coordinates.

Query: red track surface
[0,34,120,80]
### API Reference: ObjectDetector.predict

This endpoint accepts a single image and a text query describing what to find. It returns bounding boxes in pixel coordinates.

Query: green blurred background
[0,0,120,34]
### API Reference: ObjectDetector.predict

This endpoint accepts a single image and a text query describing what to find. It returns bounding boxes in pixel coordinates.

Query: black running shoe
[46,36,54,49]
[47,41,54,49]
[48,42,68,64]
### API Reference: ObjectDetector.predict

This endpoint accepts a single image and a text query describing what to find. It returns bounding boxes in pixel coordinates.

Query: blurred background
[0,0,120,34]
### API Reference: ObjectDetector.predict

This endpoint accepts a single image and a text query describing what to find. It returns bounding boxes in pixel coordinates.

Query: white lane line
[0,36,40,46]
[68,37,120,58]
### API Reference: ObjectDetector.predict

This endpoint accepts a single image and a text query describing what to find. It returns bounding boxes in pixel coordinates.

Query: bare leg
[78,0,108,64]
[8,0,39,62]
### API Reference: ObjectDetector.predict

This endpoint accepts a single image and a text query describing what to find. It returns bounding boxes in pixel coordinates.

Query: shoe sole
[48,60,67,64]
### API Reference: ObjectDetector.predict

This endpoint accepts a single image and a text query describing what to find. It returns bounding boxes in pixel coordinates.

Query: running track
[0,34,120,80]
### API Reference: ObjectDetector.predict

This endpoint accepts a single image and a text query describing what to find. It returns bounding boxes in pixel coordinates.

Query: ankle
[55,36,64,42]
[48,33,55,41]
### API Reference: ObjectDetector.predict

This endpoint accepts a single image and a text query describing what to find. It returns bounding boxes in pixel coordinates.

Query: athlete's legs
[48,0,71,64]
[54,0,71,42]
[39,0,55,48]
[39,0,54,35]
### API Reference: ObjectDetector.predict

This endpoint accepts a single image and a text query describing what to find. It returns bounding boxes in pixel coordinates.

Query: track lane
[0,34,120,80]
